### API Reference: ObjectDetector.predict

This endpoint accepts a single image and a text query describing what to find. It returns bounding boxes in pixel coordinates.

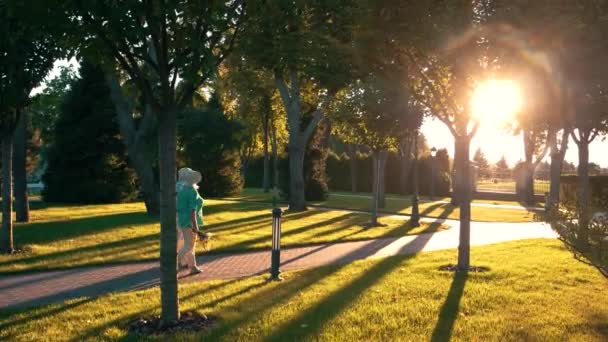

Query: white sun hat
[178,167,202,186]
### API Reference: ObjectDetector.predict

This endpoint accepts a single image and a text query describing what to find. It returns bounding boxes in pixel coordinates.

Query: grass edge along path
[0,239,606,341]
[0,199,447,274]
[228,188,541,223]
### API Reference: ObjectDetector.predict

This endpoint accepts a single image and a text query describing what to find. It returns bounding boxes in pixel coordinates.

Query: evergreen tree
[178,94,244,198]
[42,62,138,203]
[495,156,510,176]
[473,148,490,178]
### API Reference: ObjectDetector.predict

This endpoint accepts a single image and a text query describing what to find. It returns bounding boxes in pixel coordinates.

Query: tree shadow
[430,271,468,342]
[0,233,159,272]
[14,212,157,245]
[0,297,96,340]
[205,233,434,340]
[204,201,270,214]
[221,211,355,251]
[70,278,246,342]
[264,232,434,341]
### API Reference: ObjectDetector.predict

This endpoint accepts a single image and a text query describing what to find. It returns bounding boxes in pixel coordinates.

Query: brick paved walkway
[0,218,557,309]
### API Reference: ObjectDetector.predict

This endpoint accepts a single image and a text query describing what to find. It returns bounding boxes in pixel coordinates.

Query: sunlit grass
[233,189,541,222]
[0,200,445,274]
[0,239,605,341]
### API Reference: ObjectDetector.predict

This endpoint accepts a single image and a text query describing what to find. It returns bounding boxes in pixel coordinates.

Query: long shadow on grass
[14,212,157,245]
[0,297,96,340]
[264,232,434,341]
[0,234,159,272]
[208,210,320,236]
[71,278,250,342]
[221,211,357,251]
[204,232,434,340]
[430,271,468,342]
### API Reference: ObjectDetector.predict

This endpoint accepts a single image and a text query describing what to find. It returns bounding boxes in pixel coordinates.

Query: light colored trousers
[177,226,198,269]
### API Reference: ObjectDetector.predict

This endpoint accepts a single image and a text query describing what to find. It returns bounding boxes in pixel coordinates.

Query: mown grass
[0,239,605,341]
[476,179,550,195]
[231,188,541,223]
[0,199,445,274]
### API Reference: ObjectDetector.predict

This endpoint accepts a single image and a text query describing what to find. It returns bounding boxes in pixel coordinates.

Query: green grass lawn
[1,239,606,341]
[476,179,550,195]
[231,189,541,223]
[0,199,444,274]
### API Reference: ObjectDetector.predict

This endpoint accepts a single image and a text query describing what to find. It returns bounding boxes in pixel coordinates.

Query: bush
[560,175,608,211]
[178,95,244,198]
[548,195,608,275]
[325,151,450,196]
[42,62,138,204]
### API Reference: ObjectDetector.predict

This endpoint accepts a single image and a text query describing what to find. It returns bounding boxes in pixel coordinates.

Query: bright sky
[423,79,608,168]
[422,117,608,168]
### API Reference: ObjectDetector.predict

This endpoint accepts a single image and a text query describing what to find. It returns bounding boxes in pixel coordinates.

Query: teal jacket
[176,184,204,229]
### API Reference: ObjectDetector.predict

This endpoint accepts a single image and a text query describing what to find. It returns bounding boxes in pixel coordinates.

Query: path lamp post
[411,132,420,227]
[269,207,283,281]
[430,147,437,200]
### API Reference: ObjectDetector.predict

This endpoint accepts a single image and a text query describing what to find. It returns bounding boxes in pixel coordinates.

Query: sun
[471,79,522,124]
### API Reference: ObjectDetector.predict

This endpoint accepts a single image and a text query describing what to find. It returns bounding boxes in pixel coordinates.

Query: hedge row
[560,175,608,210]
[245,151,451,196]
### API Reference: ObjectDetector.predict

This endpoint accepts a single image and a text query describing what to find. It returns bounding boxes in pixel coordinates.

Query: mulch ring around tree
[128,311,219,336]
[438,264,490,273]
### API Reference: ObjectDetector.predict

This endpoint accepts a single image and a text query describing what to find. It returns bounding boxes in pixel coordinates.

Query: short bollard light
[269,207,283,281]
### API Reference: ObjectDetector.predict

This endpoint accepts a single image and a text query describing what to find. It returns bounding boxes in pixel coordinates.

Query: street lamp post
[411,132,420,227]
[269,207,283,281]
[430,147,437,200]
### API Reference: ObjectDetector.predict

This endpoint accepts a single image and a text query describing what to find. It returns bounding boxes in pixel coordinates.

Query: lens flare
[471,79,522,124]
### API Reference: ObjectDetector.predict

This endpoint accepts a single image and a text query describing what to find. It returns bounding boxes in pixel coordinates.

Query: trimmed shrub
[560,175,608,211]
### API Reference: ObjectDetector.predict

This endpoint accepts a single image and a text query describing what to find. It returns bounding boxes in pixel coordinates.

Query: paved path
[0,217,557,310]
[329,193,543,211]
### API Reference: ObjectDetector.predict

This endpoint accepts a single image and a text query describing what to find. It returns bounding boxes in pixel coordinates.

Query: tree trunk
[577,140,590,247]
[158,109,179,324]
[0,133,14,253]
[399,141,412,195]
[288,142,307,211]
[522,163,535,205]
[262,111,271,192]
[455,135,472,270]
[13,109,29,222]
[451,138,462,206]
[378,149,388,208]
[106,74,160,215]
[370,150,380,226]
[270,116,279,189]
[522,129,536,205]
[548,129,569,212]
[347,144,358,193]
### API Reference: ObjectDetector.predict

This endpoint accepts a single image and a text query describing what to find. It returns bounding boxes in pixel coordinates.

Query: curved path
[0,212,557,310]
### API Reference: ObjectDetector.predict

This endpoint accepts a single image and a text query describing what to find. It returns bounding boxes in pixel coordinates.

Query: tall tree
[332,73,418,225]
[237,1,357,211]
[219,58,278,192]
[404,1,493,270]
[64,1,245,323]
[42,62,138,204]
[495,156,510,175]
[0,1,63,251]
[473,148,490,178]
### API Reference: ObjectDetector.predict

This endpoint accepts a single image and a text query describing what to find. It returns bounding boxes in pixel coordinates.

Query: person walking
[176,167,204,274]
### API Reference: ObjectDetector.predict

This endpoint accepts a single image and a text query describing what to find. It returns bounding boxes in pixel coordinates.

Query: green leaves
[0,0,66,132]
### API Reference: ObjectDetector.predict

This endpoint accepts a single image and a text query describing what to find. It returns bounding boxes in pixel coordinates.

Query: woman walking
[176,167,204,274]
